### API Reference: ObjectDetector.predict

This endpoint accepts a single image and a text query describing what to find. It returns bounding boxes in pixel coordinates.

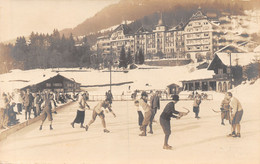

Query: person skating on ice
[225,92,244,138]
[160,95,186,150]
[193,92,201,119]
[85,98,116,133]
[220,96,231,125]
[138,91,152,136]
[39,92,54,130]
[71,91,90,128]
[134,100,144,131]
[149,90,160,134]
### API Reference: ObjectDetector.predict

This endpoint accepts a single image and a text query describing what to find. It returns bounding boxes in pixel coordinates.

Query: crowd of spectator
[0,89,78,130]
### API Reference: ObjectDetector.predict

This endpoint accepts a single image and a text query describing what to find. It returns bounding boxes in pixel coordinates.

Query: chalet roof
[214,44,248,54]
[114,24,132,35]
[213,52,260,67]
[0,69,79,93]
[180,69,214,82]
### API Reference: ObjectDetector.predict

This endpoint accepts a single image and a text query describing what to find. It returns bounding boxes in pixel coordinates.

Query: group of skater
[67,89,243,150]
[134,90,243,150]
[1,87,244,150]
[70,90,116,133]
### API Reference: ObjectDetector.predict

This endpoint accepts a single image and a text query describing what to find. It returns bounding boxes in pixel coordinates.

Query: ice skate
[104,129,110,133]
[163,145,172,150]
[148,130,153,134]
[80,124,85,128]
[139,132,146,136]
[50,125,53,130]
[71,122,74,128]
[85,125,89,131]
[39,125,42,130]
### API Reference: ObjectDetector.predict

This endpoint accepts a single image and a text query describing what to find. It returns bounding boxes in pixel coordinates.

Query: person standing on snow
[160,95,185,150]
[149,90,160,134]
[225,92,243,138]
[193,93,201,119]
[134,100,144,131]
[71,91,90,128]
[85,99,116,133]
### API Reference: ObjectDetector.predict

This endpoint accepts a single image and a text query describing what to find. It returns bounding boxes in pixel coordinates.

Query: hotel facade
[97,8,215,62]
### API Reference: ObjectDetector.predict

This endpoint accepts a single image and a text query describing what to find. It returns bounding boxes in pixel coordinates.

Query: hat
[141,91,148,97]
[171,95,179,101]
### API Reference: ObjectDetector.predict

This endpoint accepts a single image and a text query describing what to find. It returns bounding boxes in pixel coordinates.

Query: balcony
[213,74,228,79]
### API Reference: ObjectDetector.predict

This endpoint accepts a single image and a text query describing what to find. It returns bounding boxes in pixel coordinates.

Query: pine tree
[119,46,127,68]
[135,51,139,64]
[126,48,133,66]
[138,49,144,64]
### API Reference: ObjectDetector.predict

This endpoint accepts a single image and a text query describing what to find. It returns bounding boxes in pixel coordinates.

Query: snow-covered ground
[0,62,213,96]
[0,78,260,164]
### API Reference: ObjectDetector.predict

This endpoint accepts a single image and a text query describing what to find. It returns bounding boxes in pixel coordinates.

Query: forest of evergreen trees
[0,30,108,74]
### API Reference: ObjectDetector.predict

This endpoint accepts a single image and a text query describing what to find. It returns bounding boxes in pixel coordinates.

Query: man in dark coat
[23,88,33,120]
[160,95,183,150]
[149,90,160,134]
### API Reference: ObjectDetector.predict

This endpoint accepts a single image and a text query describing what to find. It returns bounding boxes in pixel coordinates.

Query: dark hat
[171,95,179,101]
[141,91,148,97]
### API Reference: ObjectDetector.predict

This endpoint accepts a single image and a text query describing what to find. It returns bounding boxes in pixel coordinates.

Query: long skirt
[73,110,85,124]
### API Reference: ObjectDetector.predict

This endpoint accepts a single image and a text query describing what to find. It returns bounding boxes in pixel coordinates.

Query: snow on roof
[0,69,76,93]
[179,69,214,81]
[216,52,260,66]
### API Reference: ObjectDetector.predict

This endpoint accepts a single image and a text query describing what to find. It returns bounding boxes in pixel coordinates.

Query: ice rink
[1,98,260,164]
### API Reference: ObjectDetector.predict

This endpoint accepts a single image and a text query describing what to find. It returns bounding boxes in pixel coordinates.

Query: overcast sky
[0,0,119,42]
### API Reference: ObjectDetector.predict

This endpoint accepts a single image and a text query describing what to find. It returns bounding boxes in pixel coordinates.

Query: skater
[193,93,201,119]
[71,92,90,128]
[39,92,54,130]
[149,90,160,134]
[23,88,33,120]
[225,92,243,138]
[160,95,184,150]
[138,91,152,136]
[134,100,144,131]
[105,90,113,104]
[220,96,231,125]
[34,93,42,116]
[85,98,116,133]
[15,89,23,115]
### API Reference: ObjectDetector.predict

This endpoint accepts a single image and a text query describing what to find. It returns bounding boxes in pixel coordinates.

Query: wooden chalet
[22,74,81,92]
[181,44,260,92]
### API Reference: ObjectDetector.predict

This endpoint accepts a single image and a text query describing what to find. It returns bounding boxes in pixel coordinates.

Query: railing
[87,93,213,101]
[213,74,228,79]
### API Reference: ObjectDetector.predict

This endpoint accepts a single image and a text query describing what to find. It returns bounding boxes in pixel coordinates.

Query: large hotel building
[97,8,215,61]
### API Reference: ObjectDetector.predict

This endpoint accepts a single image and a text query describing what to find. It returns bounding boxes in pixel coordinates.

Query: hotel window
[196,46,200,50]
[53,83,62,87]
[218,68,223,74]
[204,33,209,37]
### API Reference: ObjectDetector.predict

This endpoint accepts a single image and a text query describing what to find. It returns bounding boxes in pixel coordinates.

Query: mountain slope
[60,0,260,38]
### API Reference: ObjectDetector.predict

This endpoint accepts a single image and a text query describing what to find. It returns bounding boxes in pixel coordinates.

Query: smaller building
[0,70,81,93]
[22,74,81,93]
